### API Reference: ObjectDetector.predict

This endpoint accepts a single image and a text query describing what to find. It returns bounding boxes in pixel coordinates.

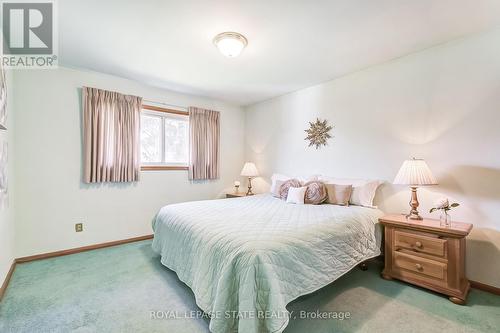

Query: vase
[440,211,451,227]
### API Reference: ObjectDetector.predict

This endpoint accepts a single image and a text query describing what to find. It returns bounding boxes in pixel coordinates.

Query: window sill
[141,165,188,171]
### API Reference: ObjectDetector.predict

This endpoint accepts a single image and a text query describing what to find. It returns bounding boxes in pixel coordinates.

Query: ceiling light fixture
[213,32,248,58]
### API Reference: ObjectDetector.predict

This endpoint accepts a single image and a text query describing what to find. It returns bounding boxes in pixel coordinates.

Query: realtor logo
[1,0,57,68]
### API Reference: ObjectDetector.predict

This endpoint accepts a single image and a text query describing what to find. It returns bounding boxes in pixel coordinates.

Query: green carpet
[0,240,498,332]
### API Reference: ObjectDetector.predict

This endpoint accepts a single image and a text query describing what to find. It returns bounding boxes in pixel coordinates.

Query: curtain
[188,107,220,180]
[83,87,142,183]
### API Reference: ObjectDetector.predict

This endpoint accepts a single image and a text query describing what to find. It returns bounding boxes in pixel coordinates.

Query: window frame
[140,104,189,171]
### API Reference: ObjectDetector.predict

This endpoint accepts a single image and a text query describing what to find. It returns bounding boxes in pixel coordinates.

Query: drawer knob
[415,263,423,271]
[415,241,423,248]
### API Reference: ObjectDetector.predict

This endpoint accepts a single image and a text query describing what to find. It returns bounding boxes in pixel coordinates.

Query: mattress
[152,194,383,333]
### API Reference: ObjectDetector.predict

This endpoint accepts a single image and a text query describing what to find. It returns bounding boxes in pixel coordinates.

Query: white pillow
[297,174,320,184]
[286,186,307,204]
[270,173,291,194]
[319,176,382,208]
[319,176,367,186]
[350,181,382,208]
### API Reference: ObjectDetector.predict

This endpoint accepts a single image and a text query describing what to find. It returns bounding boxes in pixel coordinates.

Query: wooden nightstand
[380,214,473,305]
[226,192,250,198]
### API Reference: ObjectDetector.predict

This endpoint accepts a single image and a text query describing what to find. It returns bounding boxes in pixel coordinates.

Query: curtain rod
[143,99,187,110]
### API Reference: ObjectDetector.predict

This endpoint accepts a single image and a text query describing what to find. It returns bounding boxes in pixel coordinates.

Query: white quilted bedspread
[152,194,383,333]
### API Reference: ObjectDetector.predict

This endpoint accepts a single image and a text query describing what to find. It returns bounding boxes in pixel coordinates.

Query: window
[140,105,189,170]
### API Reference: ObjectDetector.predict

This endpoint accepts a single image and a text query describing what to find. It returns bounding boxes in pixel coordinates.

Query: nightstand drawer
[394,230,446,257]
[394,251,447,280]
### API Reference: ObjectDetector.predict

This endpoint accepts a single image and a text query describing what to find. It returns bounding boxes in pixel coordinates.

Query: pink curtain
[188,107,220,180]
[83,87,142,183]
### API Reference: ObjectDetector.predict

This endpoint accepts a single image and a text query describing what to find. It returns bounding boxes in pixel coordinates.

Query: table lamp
[240,162,259,195]
[393,158,437,220]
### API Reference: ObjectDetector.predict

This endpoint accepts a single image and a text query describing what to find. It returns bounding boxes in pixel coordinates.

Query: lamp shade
[240,162,259,177]
[393,158,437,186]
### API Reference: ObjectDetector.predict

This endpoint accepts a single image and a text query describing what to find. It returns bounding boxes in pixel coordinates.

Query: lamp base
[406,186,423,220]
[246,177,254,196]
[406,212,423,220]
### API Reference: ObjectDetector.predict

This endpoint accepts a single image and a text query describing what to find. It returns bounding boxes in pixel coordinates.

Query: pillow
[319,176,382,208]
[304,181,328,205]
[297,174,320,184]
[286,186,307,204]
[270,173,319,193]
[319,176,369,187]
[278,179,302,200]
[325,184,353,206]
[272,180,285,198]
[349,180,381,208]
[270,173,291,194]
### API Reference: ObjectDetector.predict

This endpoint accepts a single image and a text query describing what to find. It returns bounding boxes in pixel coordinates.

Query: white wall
[13,67,245,257]
[0,71,15,284]
[245,28,500,287]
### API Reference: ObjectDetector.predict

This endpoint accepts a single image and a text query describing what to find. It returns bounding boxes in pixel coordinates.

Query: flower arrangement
[429,198,460,214]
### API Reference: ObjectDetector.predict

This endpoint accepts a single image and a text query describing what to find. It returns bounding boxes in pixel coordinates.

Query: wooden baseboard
[0,235,153,301]
[16,234,153,263]
[1,234,153,301]
[0,260,16,301]
[4,235,500,302]
[470,280,500,295]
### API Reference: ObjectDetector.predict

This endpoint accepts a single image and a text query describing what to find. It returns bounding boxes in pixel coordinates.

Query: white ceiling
[60,0,500,106]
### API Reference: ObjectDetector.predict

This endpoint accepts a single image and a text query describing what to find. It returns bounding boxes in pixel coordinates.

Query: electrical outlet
[75,223,83,232]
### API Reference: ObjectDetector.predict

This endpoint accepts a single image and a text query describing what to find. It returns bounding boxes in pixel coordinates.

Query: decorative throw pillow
[272,180,285,197]
[286,186,307,204]
[325,184,353,206]
[304,181,328,205]
[270,173,319,194]
[278,179,302,200]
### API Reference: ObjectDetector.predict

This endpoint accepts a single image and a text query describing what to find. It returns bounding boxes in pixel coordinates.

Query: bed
[152,193,383,333]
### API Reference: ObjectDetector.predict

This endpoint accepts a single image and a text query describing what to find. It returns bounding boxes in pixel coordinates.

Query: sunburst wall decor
[304,118,333,149]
